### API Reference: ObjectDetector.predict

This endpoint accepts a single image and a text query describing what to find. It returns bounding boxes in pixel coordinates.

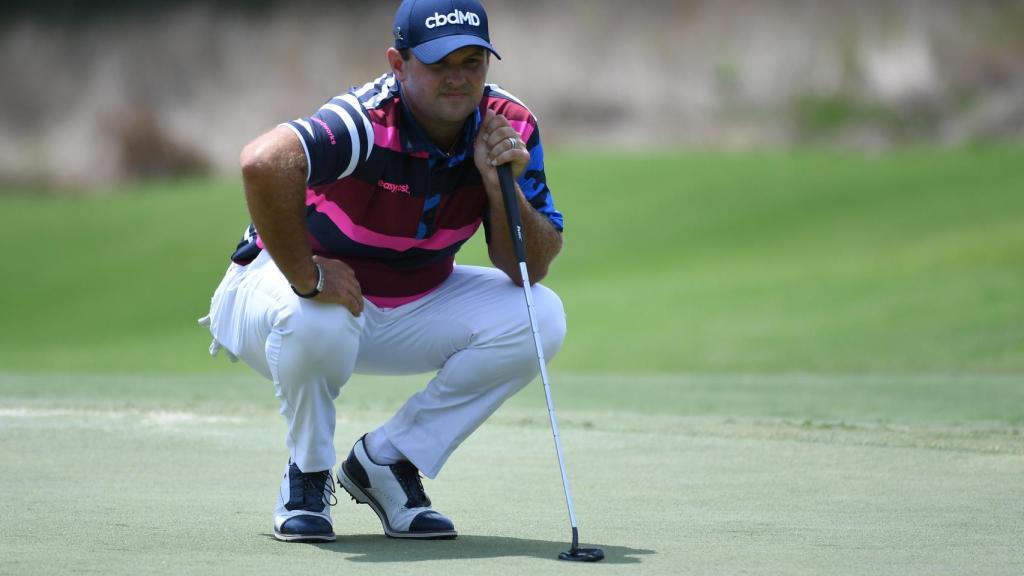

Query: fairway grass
[2,372,1022,576]
[1,148,1022,373]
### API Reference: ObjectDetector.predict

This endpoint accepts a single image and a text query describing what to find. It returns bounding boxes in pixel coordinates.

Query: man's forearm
[240,127,318,293]
[486,182,563,285]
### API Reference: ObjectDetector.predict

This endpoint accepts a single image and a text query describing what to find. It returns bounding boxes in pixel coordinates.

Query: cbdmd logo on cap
[392,0,501,64]
[425,10,481,29]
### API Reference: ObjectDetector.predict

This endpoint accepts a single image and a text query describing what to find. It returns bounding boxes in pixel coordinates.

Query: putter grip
[497,164,527,263]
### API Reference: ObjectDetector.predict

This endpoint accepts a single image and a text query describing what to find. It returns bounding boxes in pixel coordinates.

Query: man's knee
[488,284,566,395]
[274,302,362,380]
[500,284,567,377]
[530,284,567,361]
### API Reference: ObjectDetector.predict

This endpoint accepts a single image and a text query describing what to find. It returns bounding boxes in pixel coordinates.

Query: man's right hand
[239,125,364,318]
[310,255,364,316]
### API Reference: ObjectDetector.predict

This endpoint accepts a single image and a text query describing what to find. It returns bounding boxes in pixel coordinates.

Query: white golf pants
[201,250,566,478]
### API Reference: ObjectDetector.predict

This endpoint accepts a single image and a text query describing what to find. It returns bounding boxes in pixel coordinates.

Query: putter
[496,163,605,563]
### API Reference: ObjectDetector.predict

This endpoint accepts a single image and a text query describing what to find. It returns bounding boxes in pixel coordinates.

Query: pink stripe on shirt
[508,119,535,144]
[309,191,480,252]
[373,124,402,152]
[373,124,428,158]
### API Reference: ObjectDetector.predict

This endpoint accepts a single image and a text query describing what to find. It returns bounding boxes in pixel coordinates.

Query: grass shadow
[262,533,653,564]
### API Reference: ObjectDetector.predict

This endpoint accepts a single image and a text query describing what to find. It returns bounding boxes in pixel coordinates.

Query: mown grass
[0,147,1022,373]
[1,371,1022,576]
[2,148,1022,575]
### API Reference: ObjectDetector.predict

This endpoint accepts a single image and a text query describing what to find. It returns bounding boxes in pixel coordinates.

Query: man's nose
[445,70,466,86]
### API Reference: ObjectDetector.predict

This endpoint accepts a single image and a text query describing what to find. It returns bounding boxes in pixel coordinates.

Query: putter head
[558,547,605,562]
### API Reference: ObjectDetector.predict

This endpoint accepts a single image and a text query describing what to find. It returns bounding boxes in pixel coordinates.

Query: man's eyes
[431,60,482,71]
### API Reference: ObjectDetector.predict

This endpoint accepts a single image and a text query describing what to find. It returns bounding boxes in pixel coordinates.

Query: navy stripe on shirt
[284,94,373,186]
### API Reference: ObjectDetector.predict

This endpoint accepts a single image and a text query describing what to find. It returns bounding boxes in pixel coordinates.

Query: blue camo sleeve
[519,138,563,232]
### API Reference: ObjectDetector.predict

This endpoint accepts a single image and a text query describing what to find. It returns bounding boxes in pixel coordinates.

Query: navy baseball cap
[393,0,501,64]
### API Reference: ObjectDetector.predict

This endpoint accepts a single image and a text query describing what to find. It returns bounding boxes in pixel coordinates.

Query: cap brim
[411,35,501,64]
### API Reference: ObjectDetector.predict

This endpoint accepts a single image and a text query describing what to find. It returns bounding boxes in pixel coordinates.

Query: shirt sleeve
[518,121,564,232]
[281,93,375,187]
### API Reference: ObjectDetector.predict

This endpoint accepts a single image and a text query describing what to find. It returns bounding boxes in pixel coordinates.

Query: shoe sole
[338,461,457,540]
[273,530,336,543]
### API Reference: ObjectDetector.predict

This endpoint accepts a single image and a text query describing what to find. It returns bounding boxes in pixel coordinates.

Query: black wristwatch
[291,262,325,299]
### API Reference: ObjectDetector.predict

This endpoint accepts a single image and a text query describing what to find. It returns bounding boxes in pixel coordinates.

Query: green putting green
[1,372,1021,575]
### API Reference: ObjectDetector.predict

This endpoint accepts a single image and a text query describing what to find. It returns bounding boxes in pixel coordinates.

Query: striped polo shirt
[230,73,562,308]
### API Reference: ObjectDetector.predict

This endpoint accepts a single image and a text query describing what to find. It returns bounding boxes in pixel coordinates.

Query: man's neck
[423,124,462,154]
[412,110,464,154]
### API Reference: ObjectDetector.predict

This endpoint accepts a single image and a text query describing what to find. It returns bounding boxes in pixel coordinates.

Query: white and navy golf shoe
[337,436,456,539]
[273,461,337,542]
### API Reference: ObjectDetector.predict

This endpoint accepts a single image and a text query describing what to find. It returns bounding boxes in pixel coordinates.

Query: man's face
[398,46,490,130]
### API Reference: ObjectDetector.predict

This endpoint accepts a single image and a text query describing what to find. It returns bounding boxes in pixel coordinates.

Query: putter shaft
[496,164,580,534]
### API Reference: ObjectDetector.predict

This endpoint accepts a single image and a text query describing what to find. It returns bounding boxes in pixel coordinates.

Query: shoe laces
[307,469,338,508]
[390,461,430,508]
[288,465,338,511]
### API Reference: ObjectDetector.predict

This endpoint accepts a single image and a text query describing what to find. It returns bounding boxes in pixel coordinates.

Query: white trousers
[202,250,566,478]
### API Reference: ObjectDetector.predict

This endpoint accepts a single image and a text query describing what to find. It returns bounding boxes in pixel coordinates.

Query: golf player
[200,0,565,543]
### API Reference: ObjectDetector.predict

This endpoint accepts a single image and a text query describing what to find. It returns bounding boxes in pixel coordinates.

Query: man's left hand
[473,109,530,188]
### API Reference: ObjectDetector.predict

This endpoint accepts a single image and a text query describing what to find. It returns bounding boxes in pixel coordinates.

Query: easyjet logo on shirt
[425,10,481,29]
[378,179,411,194]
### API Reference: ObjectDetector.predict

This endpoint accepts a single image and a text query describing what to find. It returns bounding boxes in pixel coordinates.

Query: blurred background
[0,0,1021,375]
[3,0,1023,187]
[3,6,1022,572]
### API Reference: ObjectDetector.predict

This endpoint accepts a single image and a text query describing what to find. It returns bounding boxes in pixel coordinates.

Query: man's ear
[386,47,406,81]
